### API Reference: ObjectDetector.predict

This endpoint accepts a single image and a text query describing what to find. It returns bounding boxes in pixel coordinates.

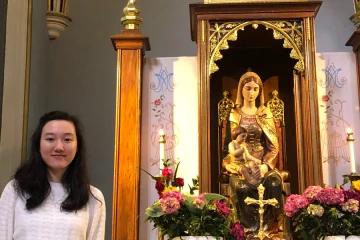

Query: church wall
[138,0,199,58]
[0,0,29,192]
[315,0,355,53]
[26,1,49,154]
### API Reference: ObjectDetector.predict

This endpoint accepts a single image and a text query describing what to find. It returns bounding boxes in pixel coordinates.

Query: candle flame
[159,129,164,135]
[347,128,353,134]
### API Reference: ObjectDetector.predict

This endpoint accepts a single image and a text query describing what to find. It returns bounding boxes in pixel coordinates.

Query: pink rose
[322,95,330,102]
[214,200,231,217]
[155,181,165,198]
[175,178,184,187]
[231,222,246,240]
[154,99,161,106]
[161,167,173,180]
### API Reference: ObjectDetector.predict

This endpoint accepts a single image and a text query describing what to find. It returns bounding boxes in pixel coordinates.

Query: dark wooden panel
[0,0,8,137]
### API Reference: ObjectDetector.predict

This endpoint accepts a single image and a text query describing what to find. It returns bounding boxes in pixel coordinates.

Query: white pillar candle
[158,129,166,173]
[347,128,356,174]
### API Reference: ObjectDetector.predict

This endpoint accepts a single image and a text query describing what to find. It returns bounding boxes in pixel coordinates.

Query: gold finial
[247,67,252,72]
[354,0,360,12]
[121,0,143,30]
[351,0,360,28]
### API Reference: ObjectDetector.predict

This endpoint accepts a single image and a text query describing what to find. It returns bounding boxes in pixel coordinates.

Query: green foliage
[292,205,359,239]
[188,176,199,195]
[145,193,234,239]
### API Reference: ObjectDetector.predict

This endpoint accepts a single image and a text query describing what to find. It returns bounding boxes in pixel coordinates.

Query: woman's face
[242,80,260,104]
[40,120,78,180]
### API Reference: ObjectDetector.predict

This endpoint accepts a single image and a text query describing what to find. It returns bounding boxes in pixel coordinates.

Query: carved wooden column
[346,30,360,105]
[110,1,150,239]
[346,1,360,105]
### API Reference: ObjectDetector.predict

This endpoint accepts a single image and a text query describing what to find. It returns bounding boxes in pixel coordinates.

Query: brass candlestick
[244,184,278,240]
[346,130,356,174]
[343,173,360,189]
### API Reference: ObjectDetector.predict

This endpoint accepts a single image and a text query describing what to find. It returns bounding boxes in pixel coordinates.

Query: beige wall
[26,1,48,149]
[0,0,30,192]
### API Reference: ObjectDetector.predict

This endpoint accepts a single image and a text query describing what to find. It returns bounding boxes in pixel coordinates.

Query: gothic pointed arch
[209,20,305,75]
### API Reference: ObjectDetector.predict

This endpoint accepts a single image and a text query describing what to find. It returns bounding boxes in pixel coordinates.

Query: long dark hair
[14,111,91,212]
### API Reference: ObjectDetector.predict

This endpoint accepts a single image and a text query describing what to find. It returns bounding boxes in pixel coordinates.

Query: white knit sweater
[0,180,106,240]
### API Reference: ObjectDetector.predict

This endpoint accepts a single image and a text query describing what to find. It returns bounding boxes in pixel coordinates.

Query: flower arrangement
[143,159,246,240]
[285,181,360,239]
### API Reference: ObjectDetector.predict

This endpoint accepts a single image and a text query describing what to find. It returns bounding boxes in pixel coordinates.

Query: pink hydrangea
[284,194,309,217]
[343,189,360,202]
[214,200,231,217]
[315,187,344,205]
[162,190,184,203]
[307,204,324,217]
[160,197,181,214]
[342,199,359,213]
[192,196,206,209]
[303,186,323,202]
[198,193,206,201]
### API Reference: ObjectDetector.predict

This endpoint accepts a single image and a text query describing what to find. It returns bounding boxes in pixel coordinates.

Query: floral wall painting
[316,53,360,187]
[140,57,198,240]
[150,92,180,166]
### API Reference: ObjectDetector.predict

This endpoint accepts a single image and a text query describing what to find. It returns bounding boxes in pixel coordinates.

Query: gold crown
[239,71,261,84]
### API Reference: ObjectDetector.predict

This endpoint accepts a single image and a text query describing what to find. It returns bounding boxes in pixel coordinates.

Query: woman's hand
[248,161,261,179]
[241,164,260,185]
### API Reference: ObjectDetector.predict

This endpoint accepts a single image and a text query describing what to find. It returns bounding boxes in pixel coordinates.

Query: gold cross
[244,184,278,240]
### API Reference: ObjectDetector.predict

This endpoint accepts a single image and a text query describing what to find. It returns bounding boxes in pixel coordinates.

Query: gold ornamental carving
[266,90,285,124]
[209,21,304,75]
[204,0,312,3]
[218,91,235,125]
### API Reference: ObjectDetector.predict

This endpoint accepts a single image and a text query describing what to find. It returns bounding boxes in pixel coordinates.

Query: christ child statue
[225,126,265,185]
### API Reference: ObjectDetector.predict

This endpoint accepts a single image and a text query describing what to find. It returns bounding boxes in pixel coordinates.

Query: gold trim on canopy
[205,0,312,3]
[209,20,304,75]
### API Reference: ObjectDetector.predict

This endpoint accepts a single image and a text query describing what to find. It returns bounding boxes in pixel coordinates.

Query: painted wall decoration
[317,60,349,165]
[149,66,180,166]
[139,57,198,240]
[316,53,360,187]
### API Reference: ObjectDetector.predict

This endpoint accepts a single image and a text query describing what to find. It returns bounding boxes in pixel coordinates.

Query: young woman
[0,111,105,239]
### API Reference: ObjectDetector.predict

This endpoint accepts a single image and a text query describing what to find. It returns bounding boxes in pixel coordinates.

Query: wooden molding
[346,29,360,52]
[346,30,360,111]
[189,1,322,42]
[110,29,150,240]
